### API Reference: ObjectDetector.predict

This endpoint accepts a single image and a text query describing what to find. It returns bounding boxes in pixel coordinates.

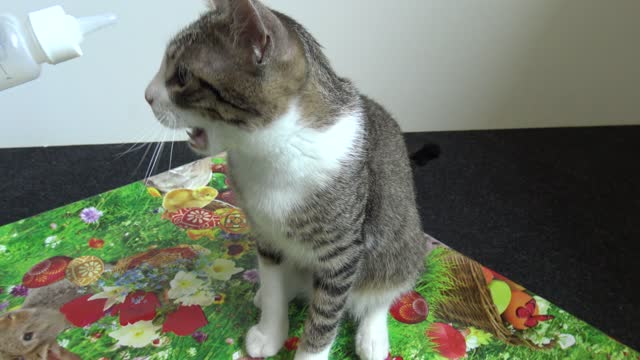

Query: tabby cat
[144,1,429,359]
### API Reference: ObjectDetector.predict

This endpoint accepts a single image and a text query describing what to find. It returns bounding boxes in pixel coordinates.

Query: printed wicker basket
[434,248,537,348]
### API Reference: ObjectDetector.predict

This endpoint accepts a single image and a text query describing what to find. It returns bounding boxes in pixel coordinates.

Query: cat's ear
[206,0,230,15]
[230,0,271,65]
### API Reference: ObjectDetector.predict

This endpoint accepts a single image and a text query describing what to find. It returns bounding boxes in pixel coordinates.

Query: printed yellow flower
[109,321,160,348]
[214,293,226,305]
[89,286,128,311]
[147,187,162,198]
[176,289,216,307]
[224,241,250,259]
[168,271,205,299]
[207,259,244,281]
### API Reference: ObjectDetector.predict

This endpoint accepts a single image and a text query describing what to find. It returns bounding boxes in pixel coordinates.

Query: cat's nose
[144,89,155,105]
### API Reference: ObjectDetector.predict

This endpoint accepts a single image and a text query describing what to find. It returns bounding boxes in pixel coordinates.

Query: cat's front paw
[245,325,285,358]
[253,288,262,309]
[355,326,390,360]
[293,348,331,360]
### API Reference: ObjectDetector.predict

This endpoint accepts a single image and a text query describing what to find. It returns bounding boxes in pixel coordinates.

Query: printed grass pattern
[0,157,637,360]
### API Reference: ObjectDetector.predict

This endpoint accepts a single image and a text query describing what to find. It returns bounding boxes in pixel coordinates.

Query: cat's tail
[410,143,441,167]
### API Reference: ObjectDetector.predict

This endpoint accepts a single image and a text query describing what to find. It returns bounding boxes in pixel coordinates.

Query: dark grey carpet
[1,126,638,350]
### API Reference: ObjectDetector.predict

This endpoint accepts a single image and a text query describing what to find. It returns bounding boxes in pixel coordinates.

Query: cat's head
[145,0,307,154]
[0,308,67,359]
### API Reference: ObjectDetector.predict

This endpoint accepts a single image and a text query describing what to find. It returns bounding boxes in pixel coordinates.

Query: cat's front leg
[246,253,290,358]
[295,252,362,360]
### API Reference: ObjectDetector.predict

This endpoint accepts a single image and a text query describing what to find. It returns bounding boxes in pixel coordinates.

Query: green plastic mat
[0,156,636,360]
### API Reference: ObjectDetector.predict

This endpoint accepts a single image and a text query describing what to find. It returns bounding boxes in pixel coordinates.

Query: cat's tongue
[187,128,208,150]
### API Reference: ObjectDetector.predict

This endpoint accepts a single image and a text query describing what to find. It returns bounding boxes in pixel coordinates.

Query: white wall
[1,0,639,148]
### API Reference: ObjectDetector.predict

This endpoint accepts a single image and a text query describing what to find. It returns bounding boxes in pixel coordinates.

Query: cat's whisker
[133,142,154,178]
[144,141,163,185]
[115,127,162,159]
[168,118,176,172]
[144,128,170,184]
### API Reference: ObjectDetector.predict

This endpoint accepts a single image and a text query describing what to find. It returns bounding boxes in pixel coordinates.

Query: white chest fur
[205,101,363,246]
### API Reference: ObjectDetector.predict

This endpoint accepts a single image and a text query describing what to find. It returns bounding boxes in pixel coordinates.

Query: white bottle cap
[28,5,117,65]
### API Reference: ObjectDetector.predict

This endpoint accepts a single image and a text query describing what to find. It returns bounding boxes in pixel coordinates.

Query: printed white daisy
[558,334,576,349]
[57,339,70,348]
[44,235,61,248]
[168,271,205,299]
[175,289,216,307]
[89,286,129,310]
[109,321,160,348]
[149,350,171,360]
[207,259,244,281]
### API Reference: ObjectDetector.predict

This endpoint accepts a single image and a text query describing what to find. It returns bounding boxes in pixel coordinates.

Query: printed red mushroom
[427,323,467,360]
[217,190,237,205]
[88,238,105,249]
[22,256,73,288]
[211,163,227,174]
[169,208,220,230]
[389,291,429,324]
[284,336,300,351]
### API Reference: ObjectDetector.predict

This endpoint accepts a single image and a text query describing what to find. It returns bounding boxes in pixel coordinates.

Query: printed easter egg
[22,256,73,288]
[218,208,250,235]
[426,323,467,360]
[488,280,512,314]
[210,173,229,191]
[390,291,429,324]
[170,208,220,230]
[65,256,105,286]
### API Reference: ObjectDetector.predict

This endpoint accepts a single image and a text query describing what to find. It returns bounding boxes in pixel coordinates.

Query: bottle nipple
[77,13,117,36]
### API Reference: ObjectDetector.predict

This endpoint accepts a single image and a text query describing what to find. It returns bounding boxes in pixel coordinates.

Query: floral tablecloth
[0,156,637,360]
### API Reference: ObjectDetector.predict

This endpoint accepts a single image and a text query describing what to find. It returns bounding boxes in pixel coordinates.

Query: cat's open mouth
[187,128,208,150]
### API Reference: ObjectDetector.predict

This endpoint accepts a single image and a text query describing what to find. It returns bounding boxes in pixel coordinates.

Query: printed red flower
[88,238,105,249]
[516,299,555,328]
[106,303,122,317]
[385,353,404,360]
[162,305,208,336]
[427,323,467,360]
[284,336,300,351]
[119,291,160,326]
[60,294,108,327]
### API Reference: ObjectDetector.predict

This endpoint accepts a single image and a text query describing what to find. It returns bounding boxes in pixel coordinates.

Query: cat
[144,1,429,359]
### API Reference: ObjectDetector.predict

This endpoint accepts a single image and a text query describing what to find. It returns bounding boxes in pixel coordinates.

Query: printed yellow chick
[162,186,219,212]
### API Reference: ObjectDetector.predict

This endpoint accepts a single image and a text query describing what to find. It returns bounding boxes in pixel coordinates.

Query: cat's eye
[176,64,192,87]
[23,332,34,341]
